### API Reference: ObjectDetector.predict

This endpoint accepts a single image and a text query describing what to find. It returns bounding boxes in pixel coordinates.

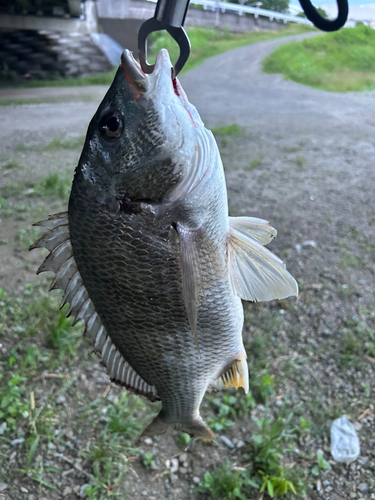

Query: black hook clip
[298,0,348,31]
[138,0,191,78]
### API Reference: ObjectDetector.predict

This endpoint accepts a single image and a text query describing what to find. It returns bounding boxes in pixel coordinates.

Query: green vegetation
[0,284,149,498]
[211,124,244,137]
[197,459,253,500]
[0,173,71,203]
[259,0,289,13]
[33,173,72,201]
[0,68,118,89]
[340,318,375,368]
[249,157,262,169]
[1,158,23,169]
[311,450,332,476]
[296,154,306,169]
[297,6,327,18]
[150,25,313,74]
[17,226,40,251]
[16,135,84,152]
[263,25,375,92]
[198,405,307,499]
[282,145,300,153]
[0,95,97,106]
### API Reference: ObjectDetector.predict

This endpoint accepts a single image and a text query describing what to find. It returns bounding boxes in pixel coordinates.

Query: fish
[30,49,298,439]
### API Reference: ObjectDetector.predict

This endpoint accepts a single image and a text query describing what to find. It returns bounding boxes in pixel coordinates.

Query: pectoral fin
[175,222,203,353]
[228,216,277,245]
[228,219,298,301]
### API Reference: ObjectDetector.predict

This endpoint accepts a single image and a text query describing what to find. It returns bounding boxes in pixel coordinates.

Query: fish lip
[120,50,148,98]
[120,49,175,101]
[153,49,173,76]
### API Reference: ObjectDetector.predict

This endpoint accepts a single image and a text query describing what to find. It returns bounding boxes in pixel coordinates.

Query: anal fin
[208,352,249,394]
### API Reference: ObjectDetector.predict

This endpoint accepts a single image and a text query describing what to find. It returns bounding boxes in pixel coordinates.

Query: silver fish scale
[68,142,244,422]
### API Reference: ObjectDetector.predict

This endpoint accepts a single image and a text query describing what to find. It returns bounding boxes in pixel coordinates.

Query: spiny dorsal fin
[30,212,159,402]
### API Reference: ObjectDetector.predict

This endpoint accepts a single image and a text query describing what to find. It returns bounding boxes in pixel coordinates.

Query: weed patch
[33,173,71,201]
[296,155,306,169]
[263,25,375,92]
[250,158,262,169]
[1,158,23,169]
[211,124,244,137]
[16,136,84,152]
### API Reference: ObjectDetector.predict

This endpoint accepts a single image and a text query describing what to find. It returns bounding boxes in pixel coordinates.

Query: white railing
[147,0,313,25]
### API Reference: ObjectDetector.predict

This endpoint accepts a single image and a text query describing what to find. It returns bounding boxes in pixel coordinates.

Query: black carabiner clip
[138,0,191,78]
[299,0,348,31]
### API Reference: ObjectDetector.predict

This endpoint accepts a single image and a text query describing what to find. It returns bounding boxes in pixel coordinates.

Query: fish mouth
[121,49,180,101]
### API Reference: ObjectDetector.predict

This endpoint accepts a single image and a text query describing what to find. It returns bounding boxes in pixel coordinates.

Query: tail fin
[141,411,215,440]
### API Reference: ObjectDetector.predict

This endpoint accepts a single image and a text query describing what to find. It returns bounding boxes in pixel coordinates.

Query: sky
[289,0,375,21]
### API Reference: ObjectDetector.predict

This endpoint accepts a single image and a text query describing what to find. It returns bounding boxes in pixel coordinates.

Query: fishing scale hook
[298,0,348,31]
[138,0,191,78]
[138,0,349,77]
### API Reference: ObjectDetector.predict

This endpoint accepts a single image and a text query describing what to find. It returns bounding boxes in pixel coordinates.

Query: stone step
[0,29,114,81]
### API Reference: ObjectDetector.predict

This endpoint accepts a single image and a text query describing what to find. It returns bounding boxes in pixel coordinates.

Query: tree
[258,0,289,12]
[297,6,328,17]
[229,0,289,13]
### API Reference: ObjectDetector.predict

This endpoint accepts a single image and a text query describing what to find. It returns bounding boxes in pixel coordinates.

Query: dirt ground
[0,32,374,500]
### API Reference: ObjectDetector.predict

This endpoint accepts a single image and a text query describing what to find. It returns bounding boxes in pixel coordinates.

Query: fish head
[75,49,204,206]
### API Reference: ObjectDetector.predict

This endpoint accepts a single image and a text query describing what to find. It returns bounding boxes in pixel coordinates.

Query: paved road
[1,31,374,157]
[181,32,375,135]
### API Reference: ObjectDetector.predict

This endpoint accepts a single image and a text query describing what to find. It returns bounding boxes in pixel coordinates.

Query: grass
[150,25,314,75]
[16,135,84,152]
[247,157,262,170]
[0,284,149,498]
[263,25,375,92]
[33,173,72,200]
[0,96,97,106]
[1,158,23,170]
[0,173,71,203]
[0,68,117,89]
[198,405,307,499]
[296,155,306,169]
[0,24,313,90]
[211,124,244,137]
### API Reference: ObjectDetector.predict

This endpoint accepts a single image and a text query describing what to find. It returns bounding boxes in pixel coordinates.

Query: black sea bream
[31,49,298,438]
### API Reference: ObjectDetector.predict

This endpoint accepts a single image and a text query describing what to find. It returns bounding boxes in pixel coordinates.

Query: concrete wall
[0,1,98,33]
[98,18,143,54]
[97,0,284,32]
[97,0,284,54]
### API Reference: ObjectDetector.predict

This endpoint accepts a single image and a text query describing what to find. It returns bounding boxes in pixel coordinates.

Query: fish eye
[99,110,124,141]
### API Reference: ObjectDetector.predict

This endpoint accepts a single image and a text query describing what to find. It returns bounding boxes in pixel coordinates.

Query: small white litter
[331,415,360,464]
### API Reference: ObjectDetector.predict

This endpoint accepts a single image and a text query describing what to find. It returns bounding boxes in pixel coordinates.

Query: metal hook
[138,19,191,78]
[298,0,348,31]
[138,0,191,78]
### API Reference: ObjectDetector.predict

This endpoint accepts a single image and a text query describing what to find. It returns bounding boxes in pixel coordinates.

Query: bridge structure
[0,0,312,81]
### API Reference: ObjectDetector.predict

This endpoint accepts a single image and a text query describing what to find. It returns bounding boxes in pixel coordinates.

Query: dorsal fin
[30,212,159,402]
